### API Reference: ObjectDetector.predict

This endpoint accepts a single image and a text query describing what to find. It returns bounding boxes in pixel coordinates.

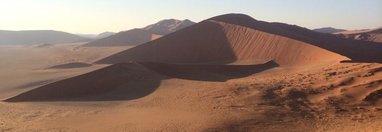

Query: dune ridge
[97,15,349,66]
[208,14,382,63]
[85,19,195,47]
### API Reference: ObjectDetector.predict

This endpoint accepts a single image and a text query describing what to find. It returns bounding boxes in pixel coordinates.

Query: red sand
[97,14,382,66]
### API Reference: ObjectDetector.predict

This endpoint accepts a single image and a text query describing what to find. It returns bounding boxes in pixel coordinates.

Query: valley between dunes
[1,14,382,132]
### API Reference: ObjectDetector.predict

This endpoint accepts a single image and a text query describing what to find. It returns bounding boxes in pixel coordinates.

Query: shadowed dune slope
[98,20,238,64]
[4,63,164,102]
[97,14,348,66]
[142,61,279,81]
[85,19,195,47]
[48,62,92,69]
[5,61,279,102]
[84,29,155,46]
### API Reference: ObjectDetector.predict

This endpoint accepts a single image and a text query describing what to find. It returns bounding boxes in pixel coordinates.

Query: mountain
[85,19,195,46]
[97,14,382,66]
[313,27,346,34]
[335,28,382,43]
[0,30,91,45]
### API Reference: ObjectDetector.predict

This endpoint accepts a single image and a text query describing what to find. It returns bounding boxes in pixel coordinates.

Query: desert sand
[1,14,382,132]
[85,19,195,47]
[336,28,382,43]
[0,43,131,99]
[0,30,91,45]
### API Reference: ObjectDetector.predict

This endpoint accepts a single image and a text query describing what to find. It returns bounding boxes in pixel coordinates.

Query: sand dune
[143,19,195,35]
[0,43,131,99]
[141,61,279,81]
[5,63,164,102]
[85,19,195,47]
[5,61,279,102]
[97,14,353,66]
[336,28,382,43]
[0,30,91,45]
[208,14,382,62]
[48,62,92,69]
[84,29,156,46]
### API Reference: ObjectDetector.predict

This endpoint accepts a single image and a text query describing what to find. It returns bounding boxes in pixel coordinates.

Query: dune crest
[85,19,195,47]
[97,15,350,66]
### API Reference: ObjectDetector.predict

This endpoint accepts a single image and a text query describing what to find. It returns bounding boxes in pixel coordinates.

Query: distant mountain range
[85,19,196,46]
[0,30,92,45]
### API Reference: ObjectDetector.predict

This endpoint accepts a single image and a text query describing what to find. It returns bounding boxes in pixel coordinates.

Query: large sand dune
[209,14,382,62]
[96,19,345,65]
[98,14,382,66]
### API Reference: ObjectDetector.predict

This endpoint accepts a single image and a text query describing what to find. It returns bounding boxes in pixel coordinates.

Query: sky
[0,0,381,34]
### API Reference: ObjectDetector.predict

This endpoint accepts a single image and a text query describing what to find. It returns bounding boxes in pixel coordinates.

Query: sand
[1,14,382,131]
[85,29,159,46]
[98,14,382,65]
[2,61,382,131]
[85,19,195,47]
[336,28,382,43]
[0,43,131,99]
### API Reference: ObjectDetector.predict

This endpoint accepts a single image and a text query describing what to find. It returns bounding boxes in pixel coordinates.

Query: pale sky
[0,0,381,34]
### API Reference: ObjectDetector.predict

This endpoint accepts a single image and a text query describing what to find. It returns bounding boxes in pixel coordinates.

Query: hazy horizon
[1,0,381,34]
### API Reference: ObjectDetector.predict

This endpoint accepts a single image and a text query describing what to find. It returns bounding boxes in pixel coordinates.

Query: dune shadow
[4,61,278,102]
[48,62,92,69]
[142,61,279,82]
[13,79,56,89]
[4,63,166,102]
